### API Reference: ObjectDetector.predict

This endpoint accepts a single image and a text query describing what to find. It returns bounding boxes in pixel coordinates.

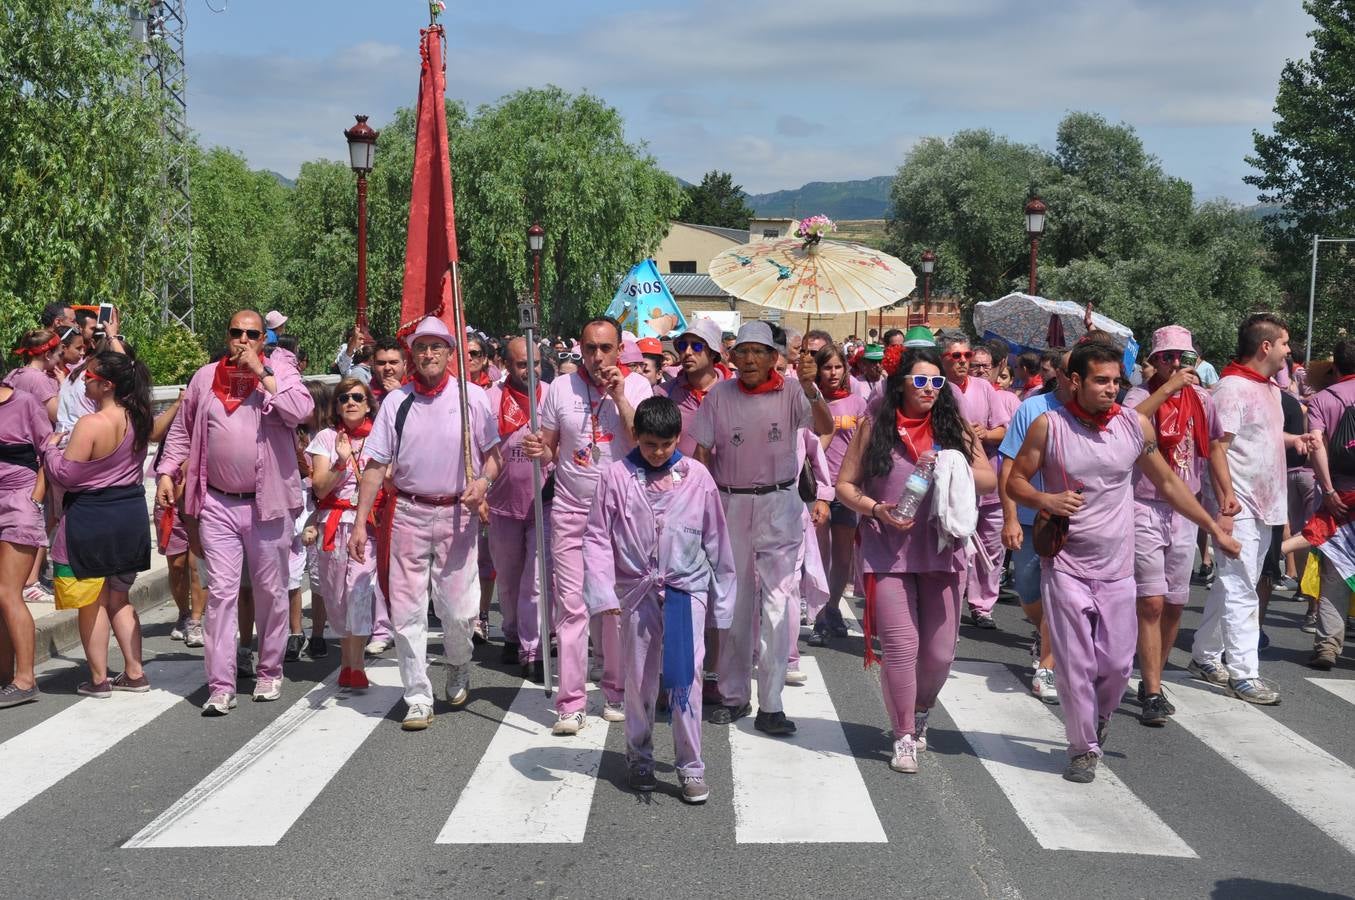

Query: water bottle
[891,452,935,523]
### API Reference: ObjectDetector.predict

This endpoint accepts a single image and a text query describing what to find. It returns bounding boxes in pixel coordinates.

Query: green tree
[681,170,755,229]
[0,0,169,354]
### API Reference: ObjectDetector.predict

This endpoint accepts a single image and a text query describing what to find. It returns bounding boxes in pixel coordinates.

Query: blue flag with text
[605,259,688,339]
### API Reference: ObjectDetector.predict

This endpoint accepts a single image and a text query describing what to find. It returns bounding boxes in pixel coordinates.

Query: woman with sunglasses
[835,347,996,773]
[5,329,62,424]
[555,342,582,378]
[307,377,380,690]
[42,351,154,696]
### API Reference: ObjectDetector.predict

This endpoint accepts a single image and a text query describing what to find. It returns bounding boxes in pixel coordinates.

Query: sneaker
[913,709,930,753]
[444,663,470,707]
[1191,562,1215,586]
[1277,575,1299,592]
[753,710,796,736]
[1139,693,1169,727]
[601,702,626,722]
[523,660,545,684]
[402,703,434,731]
[628,766,657,793]
[1307,647,1337,671]
[472,615,489,645]
[170,614,188,641]
[784,669,808,686]
[284,633,305,662]
[1187,658,1229,687]
[1229,677,1280,705]
[1136,680,1175,715]
[501,641,520,666]
[552,711,587,736]
[890,735,919,774]
[252,677,282,702]
[111,671,150,693]
[77,679,112,699]
[306,635,328,658]
[21,583,52,604]
[707,702,751,725]
[826,606,849,638]
[1301,611,1319,634]
[970,608,997,630]
[680,776,710,805]
[0,683,40,708]
[202,692,237,716]
[1032,667,1059,705]
[1063,752,1098,784]
[806,627,828,648]
[364,637,391,657]
[184,619,205,648]
[236,647,256,679]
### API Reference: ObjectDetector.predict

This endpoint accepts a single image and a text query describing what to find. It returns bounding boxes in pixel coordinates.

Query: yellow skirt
[52,563,105,611]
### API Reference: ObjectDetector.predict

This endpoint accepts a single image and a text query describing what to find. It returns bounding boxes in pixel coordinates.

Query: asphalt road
[2,582,1354,900]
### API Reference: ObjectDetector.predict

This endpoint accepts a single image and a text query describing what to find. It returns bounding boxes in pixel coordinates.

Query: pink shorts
[0,488,48,549]
[1132,499,1196,605]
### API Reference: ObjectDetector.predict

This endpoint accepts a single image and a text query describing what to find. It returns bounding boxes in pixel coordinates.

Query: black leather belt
[718,478,796,496]
[399,491,463,507]
[208,485,256,500]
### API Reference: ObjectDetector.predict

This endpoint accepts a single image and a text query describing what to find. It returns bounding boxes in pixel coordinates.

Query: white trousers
[1192,516,1269,681]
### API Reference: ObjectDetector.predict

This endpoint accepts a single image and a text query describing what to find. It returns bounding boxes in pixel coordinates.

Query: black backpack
[1328,403,1355,478]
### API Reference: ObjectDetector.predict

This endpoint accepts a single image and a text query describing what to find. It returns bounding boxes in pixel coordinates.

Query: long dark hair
[90,351,153,453]
[862,347,975,480]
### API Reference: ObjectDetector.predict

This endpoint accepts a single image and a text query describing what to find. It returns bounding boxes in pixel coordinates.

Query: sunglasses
[674,338,706,354]
[467,349,484,358]
[910,374,947,391]
[557,351,582,362]
[228,327,263,340]
[336,392,369,405]
[943,350,974,361]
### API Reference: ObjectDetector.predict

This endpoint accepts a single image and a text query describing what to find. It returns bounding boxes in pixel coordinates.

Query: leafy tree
[681,170,755,229]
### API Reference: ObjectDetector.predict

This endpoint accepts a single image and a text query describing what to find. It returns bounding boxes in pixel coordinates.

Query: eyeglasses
[732,345,772,357]
[674,339,706,354]
[412,342,448,356]
[467,349,484,358]
[557,351,582,362]
[943,350,974,361]
[910,374,947,391]
[969,362,992,372]
[228,328,263,341]
[336,392,369,405]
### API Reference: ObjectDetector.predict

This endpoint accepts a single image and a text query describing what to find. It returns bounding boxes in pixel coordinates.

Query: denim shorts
[828,500,858,528]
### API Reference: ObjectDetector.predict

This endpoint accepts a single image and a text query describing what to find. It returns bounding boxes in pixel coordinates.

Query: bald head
[227,309,266,358]
[506,336,539,389]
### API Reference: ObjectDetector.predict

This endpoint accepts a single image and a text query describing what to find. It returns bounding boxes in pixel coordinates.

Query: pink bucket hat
[1149,325,1194,359]
[403,315,456,350]
[619,332,643,365]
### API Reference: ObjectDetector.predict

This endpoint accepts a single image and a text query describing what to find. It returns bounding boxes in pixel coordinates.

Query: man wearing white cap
[1123,326,1222,725]
[347,316,503,731]
[662,317,728,458]
[265,310,288,334]
[692,321,833,736]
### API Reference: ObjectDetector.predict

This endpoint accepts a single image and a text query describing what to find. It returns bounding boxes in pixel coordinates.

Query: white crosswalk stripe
[1308,677,1355,706]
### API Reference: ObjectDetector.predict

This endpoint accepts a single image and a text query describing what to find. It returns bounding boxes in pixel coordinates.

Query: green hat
[862,343,885,361]
[903,326,936,348]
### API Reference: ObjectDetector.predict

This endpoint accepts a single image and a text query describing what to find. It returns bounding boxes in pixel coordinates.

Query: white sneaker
[890,735,919,774]
[552,711,587,736]
[444,663,470,707]
[601,702,625,722]
[402,703,434,731]
[364,638,391,657]
[784,669,808,686]
[1032,668,1059,705]
[184,619,205,648]
[201,692,237,716]
[252,677,282,702]
[170,615,188,641]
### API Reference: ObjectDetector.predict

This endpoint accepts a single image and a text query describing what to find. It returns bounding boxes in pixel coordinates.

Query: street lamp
[918,248,936,325]
[344,114,379,331]
[521,222,552,697]
[1025,195,1047,296]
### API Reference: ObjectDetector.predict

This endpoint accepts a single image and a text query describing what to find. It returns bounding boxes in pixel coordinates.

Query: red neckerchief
[470,369,492,388]
[954,375,969,392]
[681,369,723,404]
[1150,380,1209,461]
[714,361,733,380]
[736,369,784,396]
[895,410,934,461]
[824,382,852,401]
[412,371,450,397]
[1066,397,1121,431]
[499,381,539,439]
[211,358,259,414]
[1335,373,1355,385]
[341,419,373,439]
[1220,361,1271,385]
[1022,375,1043,395]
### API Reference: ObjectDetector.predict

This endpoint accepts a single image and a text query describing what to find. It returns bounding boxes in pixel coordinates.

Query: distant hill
[266,170,296,189]
[747,176,894,219]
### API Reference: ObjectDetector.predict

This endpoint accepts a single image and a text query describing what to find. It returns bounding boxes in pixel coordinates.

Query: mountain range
[745,175,894,219]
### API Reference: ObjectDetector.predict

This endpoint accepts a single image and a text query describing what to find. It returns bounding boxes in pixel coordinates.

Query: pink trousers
[551,505,622,715]
[486,513,547,663]
[197,491,291,695]
[967,504,1005,615]
[622,591,707,778]
[870,571,964,737]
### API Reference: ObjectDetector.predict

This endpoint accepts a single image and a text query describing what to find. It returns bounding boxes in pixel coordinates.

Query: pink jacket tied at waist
[156,348,315,522]
[581,456,737,629]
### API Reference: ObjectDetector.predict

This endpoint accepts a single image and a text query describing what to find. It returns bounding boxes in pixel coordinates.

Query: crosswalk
[4,637,1355,860]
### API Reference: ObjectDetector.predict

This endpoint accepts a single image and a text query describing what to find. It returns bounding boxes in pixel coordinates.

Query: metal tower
[131,2,195,331]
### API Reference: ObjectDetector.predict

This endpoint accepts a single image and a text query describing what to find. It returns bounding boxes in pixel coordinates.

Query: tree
[681,170,755,229]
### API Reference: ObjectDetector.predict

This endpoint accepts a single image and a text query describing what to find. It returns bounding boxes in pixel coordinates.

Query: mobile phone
[1181,350,1198,368]
[97,302,114,326]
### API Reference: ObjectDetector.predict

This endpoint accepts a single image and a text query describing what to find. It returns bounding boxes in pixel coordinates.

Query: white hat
[677,318,725,358]
[403,315,455,349]
[734,321,777,351]
[264,310,288,330]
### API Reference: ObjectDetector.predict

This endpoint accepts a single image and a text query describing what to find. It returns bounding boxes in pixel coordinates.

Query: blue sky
[188,0,1315,204]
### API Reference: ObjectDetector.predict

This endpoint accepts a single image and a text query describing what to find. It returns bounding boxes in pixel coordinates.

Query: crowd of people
[2,298,1352,797]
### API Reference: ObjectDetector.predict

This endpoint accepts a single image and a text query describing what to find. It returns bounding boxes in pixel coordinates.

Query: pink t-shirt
[540,370,652,512]
[304,427,375,524]
[1307,378,1355,492]
[950,376,1012,507]
[1212,374,1287,525]
[485,384,551,520]
[660,370,726,458]
[1039,405,1144,581]
[851,374,885,409]
[690,377,813,488]
[1124,384,1221,501]
[205,396,263,494]
[2,366,58,407]
[364,380,498,497]
[824,393,868,482]
[858,442,967,575]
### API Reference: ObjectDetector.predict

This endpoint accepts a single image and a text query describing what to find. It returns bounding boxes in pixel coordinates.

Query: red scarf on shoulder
[1065,397,1121,432]
[211,358,259,414]
[1152,382,1209,461]
[499,382,540,439]
[736,369,783,396]
[1220,361,1271,385]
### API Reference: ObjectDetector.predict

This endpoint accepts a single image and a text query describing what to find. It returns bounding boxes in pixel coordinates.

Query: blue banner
[606,259,688,339]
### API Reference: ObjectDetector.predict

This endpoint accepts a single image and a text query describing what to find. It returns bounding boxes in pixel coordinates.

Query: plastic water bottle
[891,453,935,523]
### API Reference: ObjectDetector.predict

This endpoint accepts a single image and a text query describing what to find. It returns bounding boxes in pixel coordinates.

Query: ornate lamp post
[344,114,379,330]
[1025,195,1047,296]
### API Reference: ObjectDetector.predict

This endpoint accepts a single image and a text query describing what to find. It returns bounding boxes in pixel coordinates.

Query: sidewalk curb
[33,566,173,665]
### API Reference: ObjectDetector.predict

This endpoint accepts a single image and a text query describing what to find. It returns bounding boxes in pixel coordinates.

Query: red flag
[400,26,461,338]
